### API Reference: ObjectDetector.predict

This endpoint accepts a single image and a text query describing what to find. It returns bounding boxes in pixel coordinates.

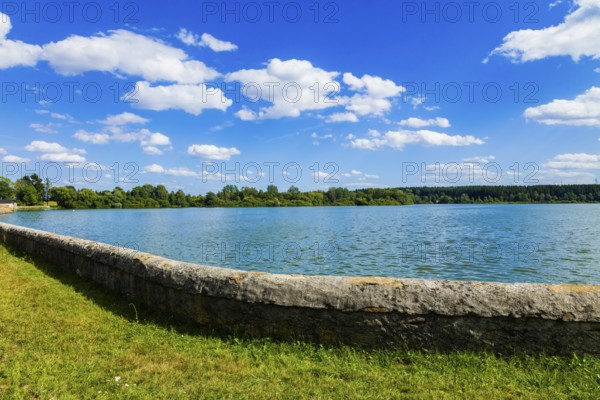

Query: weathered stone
[1,221,599,354]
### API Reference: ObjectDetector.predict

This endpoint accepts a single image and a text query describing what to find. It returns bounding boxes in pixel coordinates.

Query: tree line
[1,175,600,209]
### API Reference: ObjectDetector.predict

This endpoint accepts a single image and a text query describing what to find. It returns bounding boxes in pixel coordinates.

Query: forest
[2,174,600,209]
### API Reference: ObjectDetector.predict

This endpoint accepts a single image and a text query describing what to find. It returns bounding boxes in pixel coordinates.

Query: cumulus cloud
[25,140,86,163]
[487,0,600,62]
[145,164,199,177]
[0,13,222,85]
[140,131,172,155]
[3,155,30,162]
[73,126,172,155]
[0,12,10,39]
[29,122,60,134]
[73,130,111,145]
[545,153,600,169]
[311,132,335,145]
[341,73,404,117]
[42,30,219,83]
[131,81,232,115]
[542,153,600,183]
[323,112,359,123]
[398,117,451,129]
[226,58,340,120]
[0,13,43,69]
[524,87,600,126]
[100,112,148,126]
[1,13,224,86]
[463,155,496,164]
[35,110,76,123]
[187,144,240,160]
[349,129,484,150]
[177,29,238,52]
[342,170,380,180]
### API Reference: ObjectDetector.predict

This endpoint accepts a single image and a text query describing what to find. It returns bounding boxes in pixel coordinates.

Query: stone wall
[1,221,598,354]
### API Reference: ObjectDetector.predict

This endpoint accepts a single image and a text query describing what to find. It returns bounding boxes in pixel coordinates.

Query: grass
[0,244,599,399]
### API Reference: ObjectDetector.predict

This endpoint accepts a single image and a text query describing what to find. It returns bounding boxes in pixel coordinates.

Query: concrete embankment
[0,221,598,354]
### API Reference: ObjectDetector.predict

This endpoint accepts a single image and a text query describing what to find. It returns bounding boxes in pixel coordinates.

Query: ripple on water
[2,204,600,284]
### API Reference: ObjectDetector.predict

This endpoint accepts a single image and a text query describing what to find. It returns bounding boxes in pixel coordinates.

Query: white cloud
[0,12,10,39]
[349,129,485,150]
[342,170,380,180]
[3,155,30,163]
[235,108,257,121]
[226,58,340,120]
[311,132,334,140]
[341,73,404,117]
[176,29,196,46]
[0,147,6,155]
[463,155,496,164]
[200,33,238,52]
[398,117,451,129]
[73,130,111,144]
[100,112,148,126]
[315,171,330,180]
[0,39,42,69]
[541,153,600,183]
[595,67,600,73]
[343,73,404,98]
[25,140,86,163]
[324,112,359,123]
[545,153,600,169]
[187,144,240,160]
[210,121,234,132]
[177,29,238,52]
[35,111,75,122]
[0,13,43,69]
[24,141,85,155]
[487,0,600,62]
[145,164,198,177]
[29,122,60,134]
[411,96,427,109]
[131,81,232,115]
[73,126,172,155]
[524,87,600,126]
[42,29,219,83]
[0,15,222,84]
[310,132,335,145]
[140,131,172,155]
[39,153,86,163]
[36,110,76,123]
[141,146,161,155]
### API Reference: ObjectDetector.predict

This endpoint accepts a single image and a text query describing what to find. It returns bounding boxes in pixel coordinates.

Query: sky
[0,0,599,193]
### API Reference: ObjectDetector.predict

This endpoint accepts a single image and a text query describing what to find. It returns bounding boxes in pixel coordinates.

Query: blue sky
[1,0,600,193]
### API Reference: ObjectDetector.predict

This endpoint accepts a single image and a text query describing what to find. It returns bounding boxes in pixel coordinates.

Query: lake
[2,204,599,284]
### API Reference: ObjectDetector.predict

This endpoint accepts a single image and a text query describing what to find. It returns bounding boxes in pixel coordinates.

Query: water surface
[2,204,599,284]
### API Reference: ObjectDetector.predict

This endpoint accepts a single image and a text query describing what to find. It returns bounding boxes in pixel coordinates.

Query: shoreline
[4,201,600,213]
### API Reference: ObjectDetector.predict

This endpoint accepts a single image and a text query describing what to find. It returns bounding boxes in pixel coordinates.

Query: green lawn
[0,244,598,399]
